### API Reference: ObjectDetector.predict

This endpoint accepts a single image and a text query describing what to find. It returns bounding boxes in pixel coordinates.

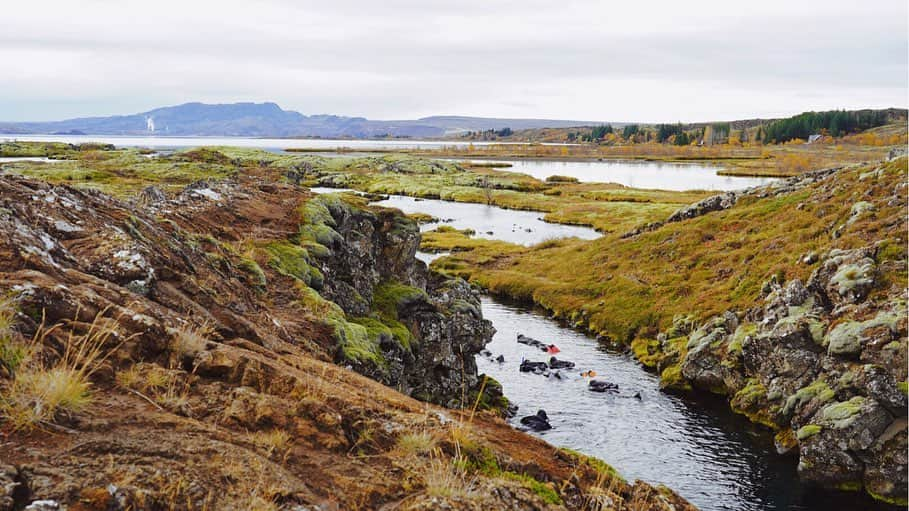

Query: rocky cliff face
[678,248,907,501]
[661,160,909,505]
[300,192,495,407]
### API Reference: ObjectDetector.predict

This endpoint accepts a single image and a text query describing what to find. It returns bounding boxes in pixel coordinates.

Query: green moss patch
[296,285,386,370]
[796,424,823,440]
[782,379,835,416]
[265,241,324,289]
[236,258,267,290]
[731,379,778,428]
[818,397,866,428]
[373,281,429,320]
[499,471,562,505]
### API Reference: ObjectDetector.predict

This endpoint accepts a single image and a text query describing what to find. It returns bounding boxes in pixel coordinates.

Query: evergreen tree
[622,124,639,139]
[763,110,890,143]
[589,124,614,140]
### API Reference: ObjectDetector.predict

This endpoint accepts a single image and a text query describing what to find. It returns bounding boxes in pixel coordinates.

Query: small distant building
[807,134,823,144]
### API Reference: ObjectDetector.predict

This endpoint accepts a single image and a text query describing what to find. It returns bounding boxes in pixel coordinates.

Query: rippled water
[476,297,888,511]
[444,158,775,191]
[373,195,600,245]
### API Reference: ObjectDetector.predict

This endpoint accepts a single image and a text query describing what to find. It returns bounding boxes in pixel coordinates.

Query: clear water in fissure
[474,297,887,511]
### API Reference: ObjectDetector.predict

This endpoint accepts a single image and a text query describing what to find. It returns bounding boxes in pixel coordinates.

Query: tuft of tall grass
[423,449,476,499]
[0,307,128,430]
[252,429,293,458]
[395,431,436,457]
[0,296,26,376]
[169,322,212,362]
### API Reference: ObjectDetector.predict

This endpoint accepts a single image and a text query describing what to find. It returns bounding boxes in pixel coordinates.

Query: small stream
[313,188,888,511]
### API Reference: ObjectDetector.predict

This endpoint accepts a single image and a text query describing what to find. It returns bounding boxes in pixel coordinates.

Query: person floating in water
[548,356,574,369]
[517,334,560,353]
[589,380,619,393]
[519,410,552,431]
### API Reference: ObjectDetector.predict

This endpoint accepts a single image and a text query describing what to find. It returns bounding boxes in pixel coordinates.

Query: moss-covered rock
[817,397,866,429]
[731,378,778,428]
[782,378,835,417]
[797,424,822,440]
[825,308,904,357]
[236,258,267,290]
[265,241,324,289]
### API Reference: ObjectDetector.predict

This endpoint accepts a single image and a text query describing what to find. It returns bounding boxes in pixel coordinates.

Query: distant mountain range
[0,102,604,138]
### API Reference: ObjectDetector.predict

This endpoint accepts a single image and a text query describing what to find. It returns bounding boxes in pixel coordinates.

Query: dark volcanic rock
[304,195,496,408]
[675,241,908,504]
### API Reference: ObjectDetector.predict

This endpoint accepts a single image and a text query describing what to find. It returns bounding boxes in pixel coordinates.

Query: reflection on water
[444,158,774,191]
[373,195,600,245]
[0,156,64,163]
[415,251,449,264]
[477,297,890,511]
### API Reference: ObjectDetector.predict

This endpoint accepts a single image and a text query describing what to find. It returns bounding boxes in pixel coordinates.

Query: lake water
[2,134,545,152]
[0,156,62,163]
[312,188,600,244]
[445,158,775,191]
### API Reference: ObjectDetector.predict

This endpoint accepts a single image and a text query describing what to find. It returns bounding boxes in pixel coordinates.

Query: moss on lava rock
[265,241,324,289]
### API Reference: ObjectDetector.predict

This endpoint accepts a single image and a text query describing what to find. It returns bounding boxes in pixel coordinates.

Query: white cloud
[1,0,905,121]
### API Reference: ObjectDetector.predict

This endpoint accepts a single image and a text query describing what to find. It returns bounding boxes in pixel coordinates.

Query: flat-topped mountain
[0,102,603,138]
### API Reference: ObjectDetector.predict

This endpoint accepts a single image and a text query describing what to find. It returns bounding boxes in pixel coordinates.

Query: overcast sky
[2,0,906,123]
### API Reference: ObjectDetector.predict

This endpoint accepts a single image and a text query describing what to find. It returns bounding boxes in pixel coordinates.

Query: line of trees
[563,109,897,145]
[655,123,683,143]
[762,110,890,143]
[587,124,614,140]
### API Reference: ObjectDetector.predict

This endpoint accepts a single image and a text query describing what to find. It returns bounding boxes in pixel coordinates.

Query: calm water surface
[313,188,599,245]
[0,156,62,163]
[3,134,550,152]
[445,158,774,191]
[373,195,600,245]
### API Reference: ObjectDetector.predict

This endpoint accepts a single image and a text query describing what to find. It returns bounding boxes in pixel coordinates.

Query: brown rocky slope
[0,168,693,510]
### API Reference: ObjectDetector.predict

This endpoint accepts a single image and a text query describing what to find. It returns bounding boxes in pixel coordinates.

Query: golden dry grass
[423,450,477,499]
[1,307,128,430]
[169,321,212,361]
